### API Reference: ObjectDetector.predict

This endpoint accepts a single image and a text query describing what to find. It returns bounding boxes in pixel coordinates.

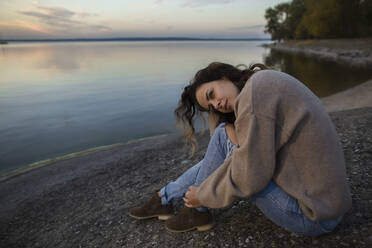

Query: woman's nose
[212,100,221,110]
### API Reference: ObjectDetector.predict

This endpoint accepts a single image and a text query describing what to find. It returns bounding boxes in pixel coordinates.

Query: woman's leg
[130,123,235,222]
[252,181,342,236]
[160,123,232,206]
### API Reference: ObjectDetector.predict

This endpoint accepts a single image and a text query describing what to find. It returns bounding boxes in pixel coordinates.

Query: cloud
[154,0,235,7]
[0,20,53,39]
[15,19,51,34]
[37,6,75,19]
[18,5,110,33]
[182,0,235,8]
[77,12,100,18]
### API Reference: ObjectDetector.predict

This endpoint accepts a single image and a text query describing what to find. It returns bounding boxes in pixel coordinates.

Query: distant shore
[264,38,372,68]
[1,37,271,43]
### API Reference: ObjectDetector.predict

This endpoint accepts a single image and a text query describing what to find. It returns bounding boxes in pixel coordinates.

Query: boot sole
[165,223,214,233]
[129,213,173,221]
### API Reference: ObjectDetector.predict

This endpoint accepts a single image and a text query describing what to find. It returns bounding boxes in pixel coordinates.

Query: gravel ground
[1,107,371,248]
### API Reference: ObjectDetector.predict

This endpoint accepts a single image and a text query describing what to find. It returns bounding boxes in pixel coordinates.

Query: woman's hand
[184,186,202,208]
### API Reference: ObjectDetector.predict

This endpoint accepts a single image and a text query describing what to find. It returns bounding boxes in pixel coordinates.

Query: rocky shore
[264,38,372,68]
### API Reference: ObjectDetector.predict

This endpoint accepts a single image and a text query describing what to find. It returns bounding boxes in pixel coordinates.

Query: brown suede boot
[129,191,174,220]
[165,207,214,232]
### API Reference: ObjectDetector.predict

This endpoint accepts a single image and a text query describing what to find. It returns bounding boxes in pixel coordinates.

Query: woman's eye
[209,90,214,99]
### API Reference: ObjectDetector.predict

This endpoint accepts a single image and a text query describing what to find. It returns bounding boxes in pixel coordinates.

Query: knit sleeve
[197,97,277,208]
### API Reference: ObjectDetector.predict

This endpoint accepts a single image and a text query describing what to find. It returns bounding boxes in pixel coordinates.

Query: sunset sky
[0,0,285,39]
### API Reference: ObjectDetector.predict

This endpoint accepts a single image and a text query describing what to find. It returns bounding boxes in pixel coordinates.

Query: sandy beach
[1,40,372,247]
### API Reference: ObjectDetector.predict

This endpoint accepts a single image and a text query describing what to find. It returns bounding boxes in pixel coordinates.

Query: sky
[0,0,286,39]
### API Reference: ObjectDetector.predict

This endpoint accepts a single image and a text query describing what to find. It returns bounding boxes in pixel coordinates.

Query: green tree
[264,3,291,41]
[286,0,307,39]
[301,0,342,38]
[264,0,372,40]
[360,0,372,36]
[337,0,362,37]
[265,0,307,40]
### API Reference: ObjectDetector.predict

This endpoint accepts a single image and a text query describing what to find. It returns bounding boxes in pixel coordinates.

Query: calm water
[1,41,372,175]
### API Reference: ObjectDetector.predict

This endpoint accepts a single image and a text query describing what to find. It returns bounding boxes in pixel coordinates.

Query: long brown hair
[175,62,267,153]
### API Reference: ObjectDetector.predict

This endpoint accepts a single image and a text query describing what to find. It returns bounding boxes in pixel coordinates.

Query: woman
[129,62,352,236]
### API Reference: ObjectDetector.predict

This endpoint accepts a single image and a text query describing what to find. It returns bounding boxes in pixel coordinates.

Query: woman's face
[195,78,239,113]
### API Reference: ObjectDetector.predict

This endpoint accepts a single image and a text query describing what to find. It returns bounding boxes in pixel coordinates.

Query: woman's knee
[210,123,227,141]
[207,123,229,155]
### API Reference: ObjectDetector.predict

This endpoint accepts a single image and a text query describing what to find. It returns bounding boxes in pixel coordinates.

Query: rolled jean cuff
[160,187,167,205]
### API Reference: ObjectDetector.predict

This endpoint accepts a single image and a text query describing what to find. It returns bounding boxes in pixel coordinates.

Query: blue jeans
[160,123,342,236]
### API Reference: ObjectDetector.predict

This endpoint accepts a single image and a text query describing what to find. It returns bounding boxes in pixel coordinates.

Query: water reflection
[0,41,269,174]
[263,49,372,97]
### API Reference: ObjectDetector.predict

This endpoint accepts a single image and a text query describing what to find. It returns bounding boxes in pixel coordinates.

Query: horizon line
[1,37,271,43]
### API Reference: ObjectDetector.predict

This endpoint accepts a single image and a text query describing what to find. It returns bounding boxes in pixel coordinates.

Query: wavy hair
[175,62,267,153]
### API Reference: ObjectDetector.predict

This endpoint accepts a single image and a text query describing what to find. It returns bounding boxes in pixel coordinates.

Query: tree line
[264,0,372,41]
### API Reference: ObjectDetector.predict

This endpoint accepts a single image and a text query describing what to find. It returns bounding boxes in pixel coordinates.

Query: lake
[1,41,372,175]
